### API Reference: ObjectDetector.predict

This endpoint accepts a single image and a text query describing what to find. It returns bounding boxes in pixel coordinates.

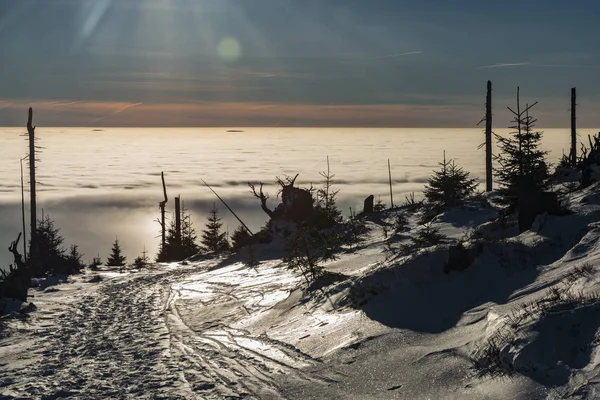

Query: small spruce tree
[66,244,85,272]
[181,203,201,257]
[32,214,63,253]
[373,196,386,212]
[393,211,409,233]
[411,223,446,247]
[156,205,200,262]
[315,156,342,227]
[106,238,126,267]
[200,203,230,253]
[494,88,549,209]
[231,225,252,250]
[424,151,478,208]
[89,254,102,270]
[28,215,83,276]
[283,225,338,286]
[132,246,150,269]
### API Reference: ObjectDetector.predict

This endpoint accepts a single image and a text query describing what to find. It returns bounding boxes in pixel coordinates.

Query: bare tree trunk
[388,159,394,208]
[485,81,493,192]
[27,108,37,257]
[159,172,168,251]
[516,87,522,176]
[20,157,27,259]
[571,87,577,166]
[175,196,182,254]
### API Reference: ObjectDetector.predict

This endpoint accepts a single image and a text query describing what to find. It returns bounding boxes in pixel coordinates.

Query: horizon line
[1,125,599,129]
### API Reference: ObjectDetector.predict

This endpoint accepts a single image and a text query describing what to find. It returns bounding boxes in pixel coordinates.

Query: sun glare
[217,37,242,63]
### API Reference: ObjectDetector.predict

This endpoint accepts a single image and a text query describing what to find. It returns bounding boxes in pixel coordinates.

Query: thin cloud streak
[529,64,600,69]
[373,51,424,59]
[476,62,529,69]
[91,102,143,123]
[477,62,600,69]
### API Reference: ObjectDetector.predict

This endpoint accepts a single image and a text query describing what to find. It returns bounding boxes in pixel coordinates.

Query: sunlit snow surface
[5,180,600,398]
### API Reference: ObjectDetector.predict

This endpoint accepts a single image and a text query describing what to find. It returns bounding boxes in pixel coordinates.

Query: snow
[4,185,600,398]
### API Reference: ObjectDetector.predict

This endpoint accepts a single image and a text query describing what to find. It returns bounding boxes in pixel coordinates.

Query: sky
[0,0,599,127]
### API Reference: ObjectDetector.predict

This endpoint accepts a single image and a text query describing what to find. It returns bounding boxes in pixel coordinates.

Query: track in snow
[1,262,332,399]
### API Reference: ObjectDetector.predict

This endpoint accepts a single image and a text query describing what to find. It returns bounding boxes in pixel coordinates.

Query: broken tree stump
[363,195,374,214]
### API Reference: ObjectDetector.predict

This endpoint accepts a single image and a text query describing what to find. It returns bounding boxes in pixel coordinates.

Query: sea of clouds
[0,126,585,268]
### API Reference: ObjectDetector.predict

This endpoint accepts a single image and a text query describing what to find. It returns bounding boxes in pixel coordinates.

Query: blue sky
[0,0,599,127]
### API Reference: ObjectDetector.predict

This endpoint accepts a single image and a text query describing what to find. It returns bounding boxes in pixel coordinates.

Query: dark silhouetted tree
[107,238,126,267]
[424,152,478,208]
[89,253,102,270]
[132,246,150,269]
[28,215,84,276]
[181,203,200,256]
[200,203,230,253]
[67,244,85,271]
[494,88,549,208]
[231,225,252,250]
[156,204,200,262]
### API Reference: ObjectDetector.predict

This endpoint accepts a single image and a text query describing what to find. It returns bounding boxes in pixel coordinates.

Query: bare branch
[248,182,274,218]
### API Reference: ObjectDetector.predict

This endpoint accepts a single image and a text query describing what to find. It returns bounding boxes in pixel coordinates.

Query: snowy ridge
[3,184,600,398]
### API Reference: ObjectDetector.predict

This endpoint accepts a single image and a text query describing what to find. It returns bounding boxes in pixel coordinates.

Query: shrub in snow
[402,192,423,209]
[106,238,126,268]
[472,271,598,378]
[558,132,600,184]
[393,211,410,233]
[411,223,446,248]
[337,213,367,249]
[423,152,478,209]
[200,203,230,253]
[283,224,339,286]
[494,89,550,209]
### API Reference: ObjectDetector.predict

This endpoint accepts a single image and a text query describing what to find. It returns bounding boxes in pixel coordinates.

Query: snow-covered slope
[3,185,600,399]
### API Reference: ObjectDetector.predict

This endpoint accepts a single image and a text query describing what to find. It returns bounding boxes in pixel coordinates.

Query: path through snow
[1,261,333,399]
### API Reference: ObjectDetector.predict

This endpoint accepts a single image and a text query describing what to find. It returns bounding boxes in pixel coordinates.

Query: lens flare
[217,37,242,63]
